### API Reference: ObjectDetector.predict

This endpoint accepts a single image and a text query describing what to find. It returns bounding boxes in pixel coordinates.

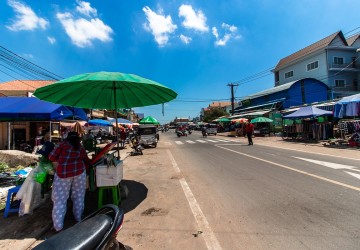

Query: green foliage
[203,108,229,122]
[0,162,9,173]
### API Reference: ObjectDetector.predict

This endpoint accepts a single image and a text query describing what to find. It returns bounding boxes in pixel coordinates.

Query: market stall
[282,106,333,141]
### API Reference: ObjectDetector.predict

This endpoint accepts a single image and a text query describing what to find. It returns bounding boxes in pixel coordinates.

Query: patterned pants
[52,171,86,231]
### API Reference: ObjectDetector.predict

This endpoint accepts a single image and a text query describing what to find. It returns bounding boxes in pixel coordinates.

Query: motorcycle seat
[33,214,112,250]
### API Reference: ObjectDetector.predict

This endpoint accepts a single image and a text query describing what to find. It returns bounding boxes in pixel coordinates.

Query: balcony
[328,63,360,71]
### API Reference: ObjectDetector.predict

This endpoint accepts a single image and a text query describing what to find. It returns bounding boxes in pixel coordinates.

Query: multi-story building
[272,31,360,99]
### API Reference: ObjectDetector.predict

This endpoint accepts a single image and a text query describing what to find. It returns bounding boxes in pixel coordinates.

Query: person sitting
[36,132,55,159]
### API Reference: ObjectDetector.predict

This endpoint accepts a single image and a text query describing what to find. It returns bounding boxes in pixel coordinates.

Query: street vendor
[48,131,91,232]
[36,132,54,158]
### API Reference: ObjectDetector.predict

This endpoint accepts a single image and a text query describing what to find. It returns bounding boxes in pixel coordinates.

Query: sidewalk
[0,145,134,250]
[218,132,360,160]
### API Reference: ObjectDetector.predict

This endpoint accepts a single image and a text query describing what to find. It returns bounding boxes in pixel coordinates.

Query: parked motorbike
[33,204,131,250]
[130,137,143,156]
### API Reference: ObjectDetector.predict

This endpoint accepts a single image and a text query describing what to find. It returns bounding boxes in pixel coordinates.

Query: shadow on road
[119,179,148,214]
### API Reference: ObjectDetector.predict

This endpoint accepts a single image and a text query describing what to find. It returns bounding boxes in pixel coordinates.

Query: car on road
[206,123,217,135]
[137,124,158,147]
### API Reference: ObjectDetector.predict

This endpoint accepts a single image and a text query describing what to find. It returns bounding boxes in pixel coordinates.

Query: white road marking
[255,142,360,161]
[216,145,360,192]
[186,140,196,144]
[167,150,222,250]
[215,139,231,142]
[206,139,218,143]
[345,171,360,180]
[294,157,358,170]
[175,141,184,145]
[196,140,207,143]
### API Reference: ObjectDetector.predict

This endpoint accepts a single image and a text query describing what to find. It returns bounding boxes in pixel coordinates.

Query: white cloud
[178,4,208,32]
[212,22,240,46]
[47,36,56,44]
[6,0,49,31]
[56,1,113,48]
[212,27,218,39]
[142,6,177,47]
[179,34,192,44]
[76,0,97,17]
[57,13,113,48]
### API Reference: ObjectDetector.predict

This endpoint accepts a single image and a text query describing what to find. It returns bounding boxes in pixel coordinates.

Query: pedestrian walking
[48,131,91,232]
[244,122,254,145]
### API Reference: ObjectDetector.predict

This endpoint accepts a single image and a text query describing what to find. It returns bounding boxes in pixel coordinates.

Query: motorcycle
[176,130,188,137]
[33,204,132,250]
[202,130,208,138]
[130,137,143,156]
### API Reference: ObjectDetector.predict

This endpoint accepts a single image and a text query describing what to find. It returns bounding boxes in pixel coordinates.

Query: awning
[0,97,86,121]
[283,106,332,119]
[230,110,271,118]
[235,98,286,113]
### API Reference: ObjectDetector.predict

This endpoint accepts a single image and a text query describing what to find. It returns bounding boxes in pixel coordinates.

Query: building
[0,80,55,96]
[272,31,360,99]
[200,101,236,120]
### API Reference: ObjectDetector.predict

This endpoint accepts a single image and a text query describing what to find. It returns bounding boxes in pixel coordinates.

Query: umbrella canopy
[0,97,77,121]
[139,116,160,125]
[250,117,273,123]
[283,106,332,119]
[109,118,132,124]
[73,121,85,135]
[33,71,177,157]
[215,117,231,123]
[231,118,248,123]
[88,119,113,127]
[335,93,360,104]
[33,71,177,109]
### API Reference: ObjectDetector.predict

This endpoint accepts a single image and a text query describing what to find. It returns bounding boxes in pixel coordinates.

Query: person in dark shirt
[36,132,55,158]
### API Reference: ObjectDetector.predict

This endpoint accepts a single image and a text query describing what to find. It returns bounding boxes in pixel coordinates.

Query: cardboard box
[96,161,123,187]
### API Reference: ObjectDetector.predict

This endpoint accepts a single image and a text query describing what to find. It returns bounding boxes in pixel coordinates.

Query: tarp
[283,106,332,119]
[333,93,360,118]
[0,97,83,121]
[88,119,113,126]
[335,93,360,104]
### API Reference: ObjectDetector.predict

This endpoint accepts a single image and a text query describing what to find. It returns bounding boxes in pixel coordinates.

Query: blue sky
[1,0,360,123]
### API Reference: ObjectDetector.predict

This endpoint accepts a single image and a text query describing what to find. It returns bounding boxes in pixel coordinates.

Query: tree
[203,107,229,122]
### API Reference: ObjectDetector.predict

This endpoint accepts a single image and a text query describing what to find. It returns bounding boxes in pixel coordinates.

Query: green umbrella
[216,117,231,123]
[139,116,160,125]
[33,71,177,157]
[250,117,273,123]
[33,72,177,109]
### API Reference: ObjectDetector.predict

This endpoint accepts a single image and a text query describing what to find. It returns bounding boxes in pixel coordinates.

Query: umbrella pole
[113,82,120,159]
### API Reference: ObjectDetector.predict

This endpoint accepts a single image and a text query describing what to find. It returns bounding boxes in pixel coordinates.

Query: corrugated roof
[246,81,297,99]
[274,31,346,71]
[346,33,360,46]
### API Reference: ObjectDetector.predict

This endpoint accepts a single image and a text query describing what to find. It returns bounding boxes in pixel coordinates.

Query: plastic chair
[4,186,21,218]
[97,185,121,209]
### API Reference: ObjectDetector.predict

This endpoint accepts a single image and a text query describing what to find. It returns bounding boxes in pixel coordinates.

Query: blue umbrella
[109,118,132,124]
[88,119,113,127]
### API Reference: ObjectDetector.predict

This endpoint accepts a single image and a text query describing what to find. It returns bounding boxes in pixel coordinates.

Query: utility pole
[227,83,238,116]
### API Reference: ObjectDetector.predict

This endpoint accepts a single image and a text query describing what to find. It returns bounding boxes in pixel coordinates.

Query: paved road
[6,131,357,249]
[153,131,360,249]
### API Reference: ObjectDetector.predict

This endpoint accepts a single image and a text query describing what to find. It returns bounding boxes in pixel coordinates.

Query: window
[284,71,293,79]
[307,61,319,71]
[333,57,344,64]
[335,79,345,88]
